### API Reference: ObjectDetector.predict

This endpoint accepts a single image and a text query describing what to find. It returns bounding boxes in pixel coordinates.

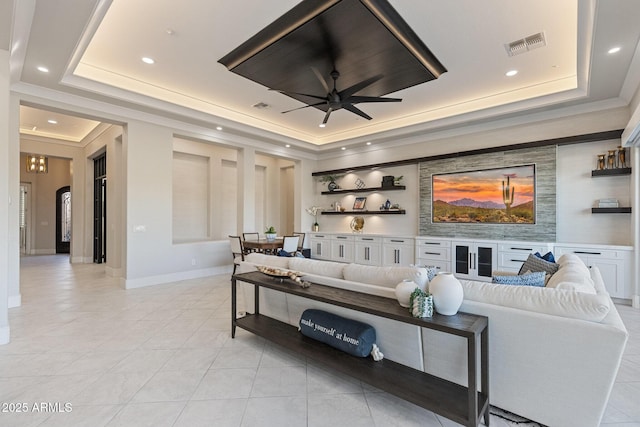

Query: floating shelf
[321,185,405,195]
[592,207,632,214]
[591,168,631,177]
[322,210,406,215]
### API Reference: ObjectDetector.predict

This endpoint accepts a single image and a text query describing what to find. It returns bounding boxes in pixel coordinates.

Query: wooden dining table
[242,238,283,254]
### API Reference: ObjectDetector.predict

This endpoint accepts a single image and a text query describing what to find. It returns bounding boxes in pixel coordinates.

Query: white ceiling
[8,0,640,150]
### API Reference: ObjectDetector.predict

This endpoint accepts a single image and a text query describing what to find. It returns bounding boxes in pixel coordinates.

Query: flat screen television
[432,164,535,224]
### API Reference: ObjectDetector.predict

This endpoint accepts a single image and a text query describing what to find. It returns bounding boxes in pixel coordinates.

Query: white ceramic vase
[395,279,419,308]
[265,233,276,241]
[428,272,463,315]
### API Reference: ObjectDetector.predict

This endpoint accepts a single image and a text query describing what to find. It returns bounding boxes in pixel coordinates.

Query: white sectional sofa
[235,252,628,427]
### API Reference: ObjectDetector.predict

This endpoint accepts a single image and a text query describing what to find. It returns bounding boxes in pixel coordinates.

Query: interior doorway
[55,186,71,254]
[94,154,107,263]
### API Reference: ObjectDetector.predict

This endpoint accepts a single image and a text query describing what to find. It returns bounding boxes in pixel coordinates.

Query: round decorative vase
[395,279,419,308]
[428,272,463,315]
[265,233,277,241]
[312,223,319,232]
[327,181,338,191]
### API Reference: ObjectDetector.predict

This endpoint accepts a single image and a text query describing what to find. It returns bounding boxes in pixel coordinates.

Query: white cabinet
[382,237,414,266]
[554,244,632,299]
[309,234,331,260]
[354,236,382,265]
[330,234,354,263]
[497,242,554,274]
[415,237,451,273]
[452,241,497,282]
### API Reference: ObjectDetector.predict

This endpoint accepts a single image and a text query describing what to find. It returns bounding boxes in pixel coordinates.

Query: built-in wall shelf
[322,210,406,215]
[321,186,405,195]
[591,207,632,214]
[591,168,631,177]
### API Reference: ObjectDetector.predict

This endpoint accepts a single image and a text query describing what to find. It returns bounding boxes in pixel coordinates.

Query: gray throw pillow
[518,253,559,277]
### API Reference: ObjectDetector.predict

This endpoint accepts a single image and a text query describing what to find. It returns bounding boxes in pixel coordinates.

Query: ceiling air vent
[252,102,270,109]
[505,32,546,57]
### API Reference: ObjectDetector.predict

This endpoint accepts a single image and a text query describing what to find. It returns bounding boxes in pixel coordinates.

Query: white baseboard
[8,294,21,308]
[633,295,640,309]
[0,325,10,345]
[33,249,56,255]
[123,265,231,290]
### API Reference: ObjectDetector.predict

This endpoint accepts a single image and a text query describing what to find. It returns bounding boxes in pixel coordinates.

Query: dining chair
[281,235,300,255]
[293,231,305,251]
[242,232,260,253]
[228,235,245,275]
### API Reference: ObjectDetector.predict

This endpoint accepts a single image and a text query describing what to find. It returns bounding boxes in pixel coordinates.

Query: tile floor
[0,255,638,427]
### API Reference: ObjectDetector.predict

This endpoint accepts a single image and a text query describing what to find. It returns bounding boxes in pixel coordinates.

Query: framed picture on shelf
[353,196,367,210]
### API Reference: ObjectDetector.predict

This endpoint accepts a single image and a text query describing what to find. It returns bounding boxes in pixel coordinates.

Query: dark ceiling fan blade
[281,102,326,114]
[346,95,402,103]
[339,74,384,99]
[342,104,372,120]
[311,67,330,93]
[269,89,327,101]
[322,108,333,125]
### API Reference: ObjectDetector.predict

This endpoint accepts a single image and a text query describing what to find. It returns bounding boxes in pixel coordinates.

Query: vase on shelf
[312,223,319,232]
[607,149,617,169]
[597,154,606,170]
[428,272,463,315]
[618,146,627,168]
[327,181,338,191]
[395,279,419,308]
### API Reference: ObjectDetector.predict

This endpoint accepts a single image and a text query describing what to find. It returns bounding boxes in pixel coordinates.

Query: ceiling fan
[275,69,402,126]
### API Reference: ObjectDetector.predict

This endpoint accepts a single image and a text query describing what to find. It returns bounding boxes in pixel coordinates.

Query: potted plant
[264,226,277,241]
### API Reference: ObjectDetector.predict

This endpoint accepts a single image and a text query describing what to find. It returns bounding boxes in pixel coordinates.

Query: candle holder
[596,154,606,170]
[606,149,617,169]
[617,146,627,168]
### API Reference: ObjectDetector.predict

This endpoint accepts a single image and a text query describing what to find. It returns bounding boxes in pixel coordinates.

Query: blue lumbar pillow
[493,271,546,287]
[299,309,377,358]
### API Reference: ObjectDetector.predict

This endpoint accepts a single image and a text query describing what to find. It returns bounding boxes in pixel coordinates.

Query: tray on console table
[231,271,489,427]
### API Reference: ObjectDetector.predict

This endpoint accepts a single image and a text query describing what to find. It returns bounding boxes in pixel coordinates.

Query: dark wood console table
[231,271,489,427]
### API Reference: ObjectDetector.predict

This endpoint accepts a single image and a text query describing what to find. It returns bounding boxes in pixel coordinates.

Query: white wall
[557,140,633,245]
[0,48,10,344]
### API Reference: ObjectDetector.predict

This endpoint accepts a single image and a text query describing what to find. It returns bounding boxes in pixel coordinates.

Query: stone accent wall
[419,145,556,241]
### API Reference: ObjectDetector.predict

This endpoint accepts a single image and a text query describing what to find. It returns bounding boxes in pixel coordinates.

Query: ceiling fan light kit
[218,0,446,125]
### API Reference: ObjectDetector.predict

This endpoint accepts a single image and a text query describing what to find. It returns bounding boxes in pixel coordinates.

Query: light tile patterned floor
[0,255,638,426]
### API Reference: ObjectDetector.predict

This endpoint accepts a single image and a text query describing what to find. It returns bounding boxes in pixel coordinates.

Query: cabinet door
[354,237,381,265]
[382,238,414,266]
[310,236,330,260]
[331,239,354,263]
[586,257,625,298]
[453,241,496,281]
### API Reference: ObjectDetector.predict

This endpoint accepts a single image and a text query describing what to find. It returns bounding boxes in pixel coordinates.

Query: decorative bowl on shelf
[350,216,365,232]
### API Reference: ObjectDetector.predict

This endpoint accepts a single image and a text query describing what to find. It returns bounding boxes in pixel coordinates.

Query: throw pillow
[518,253,559,277]
[534,251,556,263]
[492,271,546,287]
[299,309,376,358]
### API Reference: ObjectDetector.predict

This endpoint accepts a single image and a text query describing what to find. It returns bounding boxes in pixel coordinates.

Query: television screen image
[432,164,535,224]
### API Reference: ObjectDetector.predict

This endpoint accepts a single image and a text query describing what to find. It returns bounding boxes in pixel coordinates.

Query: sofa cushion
[299,309,376,358]
[342,264,429,289]
[518,253,559,276]
[535,251,556,263]
[461,280,610,322]
[288,257,345,279]
[546,255,596,294]
[245,253,290,269]
[492,271,546,287]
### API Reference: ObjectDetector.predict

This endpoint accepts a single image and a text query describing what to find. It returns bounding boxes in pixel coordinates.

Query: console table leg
[467,334,478,427]
[482,327,490,426]
[231,277,237,339]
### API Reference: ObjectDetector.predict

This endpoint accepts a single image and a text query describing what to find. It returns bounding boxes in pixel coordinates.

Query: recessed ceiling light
[319,123,326,128]
[47,119,57,124]
[285,144,291,148]
[37,66,49,73]
[608,46,621,54]
[505,70,518,77]
[141,57,155,64]
[341,147,346,151]
[216,126,223,131]
[366,142,372,146]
